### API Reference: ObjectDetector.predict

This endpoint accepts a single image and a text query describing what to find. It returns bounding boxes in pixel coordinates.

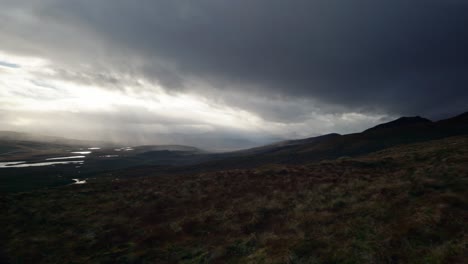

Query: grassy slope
[1,136,468,263]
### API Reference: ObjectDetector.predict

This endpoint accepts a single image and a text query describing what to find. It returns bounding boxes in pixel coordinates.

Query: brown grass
[1,136,468,263]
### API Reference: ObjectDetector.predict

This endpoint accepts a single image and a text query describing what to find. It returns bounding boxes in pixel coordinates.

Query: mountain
[258,111,468,163]
[439,111,468,126]
[0,131,112,147]
[1,111,467,192]
[155,111,468,172]
[133,145,204,153]
[1,111,468,262]
[232,133,341,155]
[364,116,432,132]
[0,131,204,160]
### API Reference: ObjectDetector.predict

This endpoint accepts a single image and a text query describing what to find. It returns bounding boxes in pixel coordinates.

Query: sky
[0,0,467,150]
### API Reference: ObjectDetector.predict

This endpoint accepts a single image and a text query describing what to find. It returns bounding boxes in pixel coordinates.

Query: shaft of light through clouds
[2,1,466,149]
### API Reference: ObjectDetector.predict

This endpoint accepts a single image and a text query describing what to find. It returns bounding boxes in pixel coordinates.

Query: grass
[1,136,467,263]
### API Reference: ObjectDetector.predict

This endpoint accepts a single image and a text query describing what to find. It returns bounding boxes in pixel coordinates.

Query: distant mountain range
[0,131,114,150]
[132,145,203,153]
[0,110,466,195]
[1,111,467,183]
[162,111,468,172]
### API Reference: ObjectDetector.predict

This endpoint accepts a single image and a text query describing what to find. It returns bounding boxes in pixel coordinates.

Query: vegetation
[1,136,467,263]
[1,112,467,194]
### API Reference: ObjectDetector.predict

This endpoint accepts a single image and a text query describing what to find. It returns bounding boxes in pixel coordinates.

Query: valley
[1,113,467,263]
[1,135,467,263]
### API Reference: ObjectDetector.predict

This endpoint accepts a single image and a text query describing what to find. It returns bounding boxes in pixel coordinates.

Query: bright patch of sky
[0,50,388,150]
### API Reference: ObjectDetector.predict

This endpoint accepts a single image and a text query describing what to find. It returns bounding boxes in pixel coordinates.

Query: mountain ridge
[364,116,432,132]
[151,110,468,173]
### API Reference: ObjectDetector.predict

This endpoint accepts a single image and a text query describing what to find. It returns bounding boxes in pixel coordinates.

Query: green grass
[1,136,467,263]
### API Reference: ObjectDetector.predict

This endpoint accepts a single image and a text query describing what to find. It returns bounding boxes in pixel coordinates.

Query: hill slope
[179,111,468,171]
[1,112,466,194]
[2,135,467,263]
[364,116,432,132]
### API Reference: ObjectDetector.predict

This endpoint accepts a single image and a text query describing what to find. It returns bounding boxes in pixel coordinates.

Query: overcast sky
[1,0,467,150]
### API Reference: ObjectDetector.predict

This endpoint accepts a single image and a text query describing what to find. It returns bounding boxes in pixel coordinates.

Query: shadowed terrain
[1,112,467,263]
[2,1,468,262]
[1,113,467,193]
[1,135,467,263]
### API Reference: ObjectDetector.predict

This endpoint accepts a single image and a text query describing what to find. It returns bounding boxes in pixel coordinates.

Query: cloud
[0,1,467,148]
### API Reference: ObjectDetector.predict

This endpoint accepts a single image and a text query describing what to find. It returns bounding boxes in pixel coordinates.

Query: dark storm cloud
[1,0,468,120]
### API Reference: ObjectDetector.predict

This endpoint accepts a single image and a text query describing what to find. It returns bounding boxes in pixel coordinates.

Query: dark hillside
[364,116,432,132]
[2,136,467,263]
[157,112,468,173]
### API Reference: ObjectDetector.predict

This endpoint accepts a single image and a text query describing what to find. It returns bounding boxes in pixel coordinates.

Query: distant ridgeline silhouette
[182,111,468,171]
[364,116,432,132]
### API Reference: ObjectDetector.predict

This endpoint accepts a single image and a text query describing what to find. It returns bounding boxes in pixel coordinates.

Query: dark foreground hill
[2,135,467,263]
